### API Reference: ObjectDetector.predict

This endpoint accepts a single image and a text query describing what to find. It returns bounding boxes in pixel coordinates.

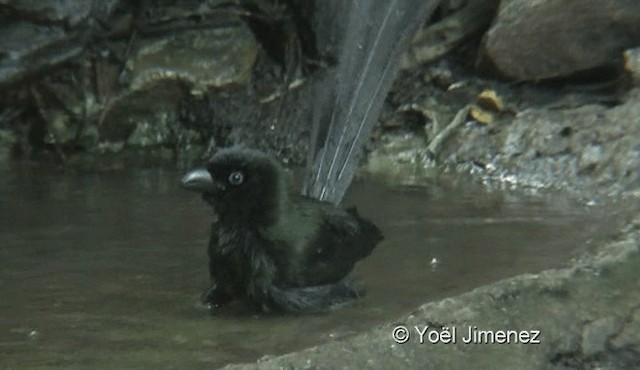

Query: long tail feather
[303,0,439,204]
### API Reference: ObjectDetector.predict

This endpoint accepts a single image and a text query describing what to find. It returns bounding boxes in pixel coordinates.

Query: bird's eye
[228,171,245,186]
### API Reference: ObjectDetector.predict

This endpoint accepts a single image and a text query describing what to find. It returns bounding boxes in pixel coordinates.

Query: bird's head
[181,147,288,227]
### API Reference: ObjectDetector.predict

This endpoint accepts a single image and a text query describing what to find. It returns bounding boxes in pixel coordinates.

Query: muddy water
[0,164,613,369]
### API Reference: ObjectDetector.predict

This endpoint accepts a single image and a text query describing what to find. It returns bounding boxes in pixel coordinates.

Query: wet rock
[434,88,640,196]
[127,25,258,95]
[99,22,257,149]
[581,316,622,357]
[99,80,185,144]
[0,22,83,87]
[364,133,435,185]
[0,22,71,86]
[400,0,499,70]
[5,1,91,26]
[125,109,176,149]
[480,0,640,80]
[624,47,640,85]
[4,0,118,26]
[610,308,640,351]
[0,22,66,61]
[0,1,122,89]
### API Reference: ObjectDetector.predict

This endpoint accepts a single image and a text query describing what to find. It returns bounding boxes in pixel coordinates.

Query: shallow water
[0,163,613,369]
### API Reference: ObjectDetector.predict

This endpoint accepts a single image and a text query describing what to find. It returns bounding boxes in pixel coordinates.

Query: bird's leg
[200,281,233,309]
[202,223,235,309]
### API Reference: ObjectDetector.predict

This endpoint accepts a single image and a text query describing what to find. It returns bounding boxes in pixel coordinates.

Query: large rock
[480,0,640,80]
[0,1,120,87]
[3,0,119,26]
[99,23,258,147]
[127,26,258,95]
[0,22,74,87]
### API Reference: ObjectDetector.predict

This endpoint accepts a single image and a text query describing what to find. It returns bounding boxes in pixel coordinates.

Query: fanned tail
[269,277,363,313]
[303,0,438,204]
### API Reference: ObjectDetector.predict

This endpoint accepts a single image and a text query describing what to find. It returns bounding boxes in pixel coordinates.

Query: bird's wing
[298,201,382,286]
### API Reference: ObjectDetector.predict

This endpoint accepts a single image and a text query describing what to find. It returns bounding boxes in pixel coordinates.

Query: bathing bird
[182,146,382,312]
[181,0,436,312]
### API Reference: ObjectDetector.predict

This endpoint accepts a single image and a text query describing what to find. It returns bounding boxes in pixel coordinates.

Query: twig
[259,78,305,104]
[427,105,470,157]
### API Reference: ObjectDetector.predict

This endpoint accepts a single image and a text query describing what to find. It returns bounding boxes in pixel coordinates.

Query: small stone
[578,144,603,173]
[624,47,640,85]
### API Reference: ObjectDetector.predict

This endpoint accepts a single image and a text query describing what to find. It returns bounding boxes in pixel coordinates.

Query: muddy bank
[367,87,640,200]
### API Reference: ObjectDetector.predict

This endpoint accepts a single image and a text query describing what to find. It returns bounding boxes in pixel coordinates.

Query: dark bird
[181,0,436,313]
[181,147,382,313]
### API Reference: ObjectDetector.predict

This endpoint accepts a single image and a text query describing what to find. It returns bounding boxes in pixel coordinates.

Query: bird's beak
[181,168,217,193]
